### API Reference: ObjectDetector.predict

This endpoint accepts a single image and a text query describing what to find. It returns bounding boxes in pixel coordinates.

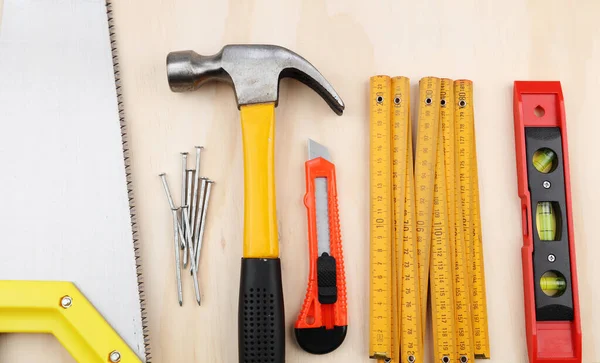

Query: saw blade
[308,139,331,256]
[0,0,147,360]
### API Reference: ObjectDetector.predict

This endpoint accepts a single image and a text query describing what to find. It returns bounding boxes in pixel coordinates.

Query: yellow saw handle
[240,103,279,258]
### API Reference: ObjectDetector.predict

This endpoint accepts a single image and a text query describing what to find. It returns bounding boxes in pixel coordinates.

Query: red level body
[513,81,581,363]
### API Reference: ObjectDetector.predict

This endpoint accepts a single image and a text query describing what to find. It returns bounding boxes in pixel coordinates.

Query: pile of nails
[159,146,214,306]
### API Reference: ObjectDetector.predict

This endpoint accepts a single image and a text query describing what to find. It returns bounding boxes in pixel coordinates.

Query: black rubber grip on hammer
[239,258,285,363]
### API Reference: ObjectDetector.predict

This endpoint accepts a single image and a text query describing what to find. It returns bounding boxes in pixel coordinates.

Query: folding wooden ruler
[513,81,582,363]
[370,76,490,363]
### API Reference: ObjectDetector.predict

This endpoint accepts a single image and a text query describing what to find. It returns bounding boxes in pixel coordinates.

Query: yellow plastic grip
[240,103,279,258]
[0,280,141,363]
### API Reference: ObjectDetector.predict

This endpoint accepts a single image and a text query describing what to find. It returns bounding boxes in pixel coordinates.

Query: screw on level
[548,254,556,262]
[109,350,121,362]
[60,296,72,309]
[543,180,551,189]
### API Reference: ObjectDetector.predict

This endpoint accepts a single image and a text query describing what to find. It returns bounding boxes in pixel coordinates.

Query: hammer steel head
[166,44,344,115]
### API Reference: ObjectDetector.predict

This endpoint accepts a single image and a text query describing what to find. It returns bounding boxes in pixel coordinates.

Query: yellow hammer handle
[240,103,279,258]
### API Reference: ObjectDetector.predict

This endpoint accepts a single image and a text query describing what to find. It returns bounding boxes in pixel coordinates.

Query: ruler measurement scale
[414,77,442,327]
[454,80,490,358]
[430,114,457,363]
[391,77,410,363]
[401,110,423,363]
[369,76,393,361]
[441,79,474,362]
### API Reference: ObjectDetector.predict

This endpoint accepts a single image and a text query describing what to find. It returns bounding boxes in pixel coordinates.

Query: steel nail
[190,146,203,237]
[181,206,189,269]
[179,153,188,249]
[182,207,201,305]
[194,180,213,274]
[171,208,183,306]
[159,173,177,210]
[193,178,208,261]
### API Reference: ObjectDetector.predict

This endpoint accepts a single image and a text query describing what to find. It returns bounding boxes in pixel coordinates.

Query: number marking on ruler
[369,76,392,361]
[430,113,457,363]
[441,79,474,362]
[414,77,441,326]
[401,105,423,363]
[454,80,490,358]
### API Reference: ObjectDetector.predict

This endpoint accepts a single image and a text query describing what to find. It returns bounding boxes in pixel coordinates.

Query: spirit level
[513,81,582,363]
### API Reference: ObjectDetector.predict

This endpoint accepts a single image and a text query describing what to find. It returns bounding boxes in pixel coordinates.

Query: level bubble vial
[540,271,567,297]
[533,147,558,173]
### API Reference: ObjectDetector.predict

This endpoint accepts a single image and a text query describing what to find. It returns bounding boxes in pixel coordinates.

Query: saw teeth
[106,1,151,361]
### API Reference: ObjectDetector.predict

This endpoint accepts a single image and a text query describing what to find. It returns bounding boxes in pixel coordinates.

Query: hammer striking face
[167,44,344,363]
[167,44,345,114]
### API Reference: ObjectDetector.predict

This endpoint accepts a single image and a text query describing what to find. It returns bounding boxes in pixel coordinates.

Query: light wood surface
[2,0,600,362]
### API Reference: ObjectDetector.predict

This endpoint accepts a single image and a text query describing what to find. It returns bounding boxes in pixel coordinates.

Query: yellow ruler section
[466,82,490,359]
[441,79,475,363]
[391,76,410,363]
[454,80,490,358]
[430,116,457,363]
[414,77,441,326]
[369,75,393,361]
[401,111,423,363]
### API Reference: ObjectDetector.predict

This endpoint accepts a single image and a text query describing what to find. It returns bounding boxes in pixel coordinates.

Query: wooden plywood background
[1,0,599,362]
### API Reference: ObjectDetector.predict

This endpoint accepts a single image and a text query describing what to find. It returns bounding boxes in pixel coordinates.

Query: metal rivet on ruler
[60,296,72,309]
[394,97,401,105]
[459,99,467,108]
[109,350,121,362]
[548,254,556,262]
[407,355,416,363]
[543,180,551,189]
[376,96,384,103]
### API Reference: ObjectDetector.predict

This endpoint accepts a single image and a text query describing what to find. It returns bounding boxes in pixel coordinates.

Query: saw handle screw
[60,296,73,309]
[109,350,121,362]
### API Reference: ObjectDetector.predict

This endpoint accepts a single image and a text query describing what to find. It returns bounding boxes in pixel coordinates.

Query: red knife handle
[294,156,347,354]
[513,81,581,363]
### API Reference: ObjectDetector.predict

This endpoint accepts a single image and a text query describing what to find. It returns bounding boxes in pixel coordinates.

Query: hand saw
[294,139,347,355]
[0,1,147,361]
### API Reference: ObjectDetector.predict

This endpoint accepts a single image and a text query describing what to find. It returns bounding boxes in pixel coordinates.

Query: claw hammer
[166,44,344,362]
